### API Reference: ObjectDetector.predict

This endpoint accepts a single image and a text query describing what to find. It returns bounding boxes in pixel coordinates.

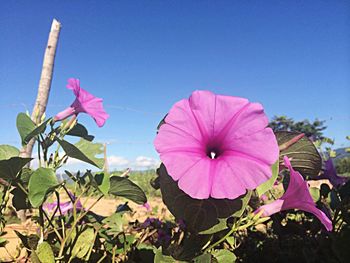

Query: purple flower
[54,78,109,127]
[255,156,333,231]
[154,90,279,199]
[44,193,83,215]
[317,159,347,188]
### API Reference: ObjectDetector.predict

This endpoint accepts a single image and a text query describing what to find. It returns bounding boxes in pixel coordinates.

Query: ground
[0,197,169,262]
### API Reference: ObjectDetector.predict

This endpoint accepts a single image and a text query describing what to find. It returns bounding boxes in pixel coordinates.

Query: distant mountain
[334,147,350,160]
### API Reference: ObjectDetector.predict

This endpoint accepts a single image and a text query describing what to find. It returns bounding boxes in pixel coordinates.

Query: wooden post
[18,19,61,223]
[20,18,61,160]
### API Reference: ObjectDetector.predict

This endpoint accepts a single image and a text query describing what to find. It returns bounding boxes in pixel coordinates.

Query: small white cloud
[108,155,129,166]
[134,156,160,169]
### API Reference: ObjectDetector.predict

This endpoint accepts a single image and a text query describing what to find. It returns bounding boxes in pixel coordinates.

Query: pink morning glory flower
[54,78,109,127]
[255,156,333,231]
[44,200,83,215]
[317,159,347,188]
[154,90,279,199]
[44,192,83,215]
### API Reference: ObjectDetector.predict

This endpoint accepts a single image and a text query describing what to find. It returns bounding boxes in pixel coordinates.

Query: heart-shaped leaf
[275,131,322,178]
[158,164,252,233]
[67,123,94,141]
[0,157,32,180]
[71,227,95,259]
[36,241,55,263]
[11,187,31,211]
[28,168,59,207]
[16,113,36,145]
[56,138,102,168]
[24,118,52,144]
[0,145,19,160]
[109,176,147,205]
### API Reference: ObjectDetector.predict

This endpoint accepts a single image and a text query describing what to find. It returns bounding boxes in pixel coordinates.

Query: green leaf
[154,248,186,263]
[23,118,52,144]
[0,237,8,247]
[67,123,94,141]
[0,157,32,180]
[212,249,236,263]
[158,164,252,233]
[28,168,59,207]
[0,145,19,160]
[109,176,147,205]
[16,113,36,145]
[71,227,95,259]
[30,251,41,263]
[102,212,125,235]
[193,253,212,263]
[256,161,279,197]
[56,138,102,168]
[309,187,320,202]
[275,131,322,178]
[11,187,31,211]
[94,172,110,195]
[36,241,55,263]
[199,219,227,235]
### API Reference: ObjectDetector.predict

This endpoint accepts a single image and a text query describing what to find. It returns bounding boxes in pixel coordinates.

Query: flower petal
[154,124,204,155]
[177,157,212,199]
[222,128,279,165]
[66,78,81,97]
[160,151,203,181]
[220,154,273,191]
[216,102,269,141]
[165,98,204,142]
[210,158,247,199]
[298,203,333,231]
[188,90,249,139]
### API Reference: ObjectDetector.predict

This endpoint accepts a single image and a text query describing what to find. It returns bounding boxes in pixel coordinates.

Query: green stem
[57,195,103,259]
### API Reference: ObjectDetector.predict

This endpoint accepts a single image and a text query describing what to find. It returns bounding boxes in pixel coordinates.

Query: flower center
[206,145,222,159]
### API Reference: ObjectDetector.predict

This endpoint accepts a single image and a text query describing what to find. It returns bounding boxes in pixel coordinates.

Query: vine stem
[57,194,103,259]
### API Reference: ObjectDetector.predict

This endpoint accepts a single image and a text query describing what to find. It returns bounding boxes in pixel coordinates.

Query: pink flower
[317,159,347,188]
[54,78,109,127]
[141,202,151,211]
[154,90,279,199]
[255,156,332,231]
[44,198,83,215]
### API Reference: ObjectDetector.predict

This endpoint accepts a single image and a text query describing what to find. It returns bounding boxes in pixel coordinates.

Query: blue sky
[1,1,349,170]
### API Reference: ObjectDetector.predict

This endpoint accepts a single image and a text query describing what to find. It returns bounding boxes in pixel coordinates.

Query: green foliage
[70,227,95,260]
[256,161,279,197]
[335,157,350,175]
[36,241,55,263]
[109,175,147,205]
[28,168,59,207]
[212,249,236,262]
[0,157,32,180]
[158,164,252,233]
[66,123,94,141]
[269,115,327,140]
[16,113,36,145]
[0,145,19,160]
[23,118,52,144]
[276,131,322,178]
[56,138,103,168]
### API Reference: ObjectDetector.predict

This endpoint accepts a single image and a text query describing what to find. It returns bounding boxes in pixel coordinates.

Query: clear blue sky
[1,1,349,170]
